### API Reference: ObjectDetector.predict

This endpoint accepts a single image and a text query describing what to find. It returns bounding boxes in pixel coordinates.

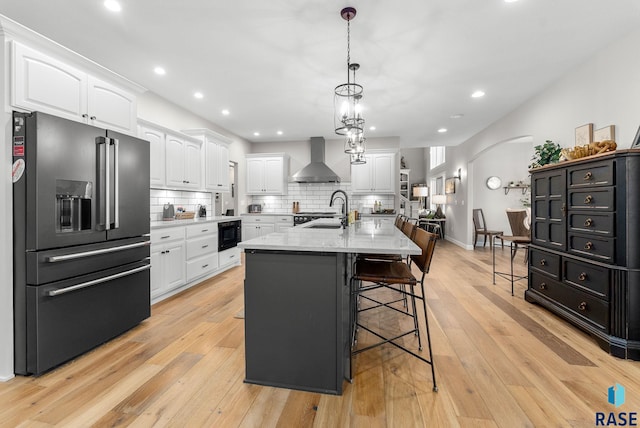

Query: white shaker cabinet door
[183,140,202,189]
[87,76,137,133]
[263,157,284,193]
[165,134,186,188]
[140,125,166,186]
[12,42,87,122]
[246,158,266,193]
[216,143,231,191]
[372,153,395,193]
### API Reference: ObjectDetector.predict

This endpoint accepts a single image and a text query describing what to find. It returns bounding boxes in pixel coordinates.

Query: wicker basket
[175,211,195,220]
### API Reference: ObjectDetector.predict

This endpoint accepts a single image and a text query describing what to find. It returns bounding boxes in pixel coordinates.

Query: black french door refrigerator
[12,111,151,375]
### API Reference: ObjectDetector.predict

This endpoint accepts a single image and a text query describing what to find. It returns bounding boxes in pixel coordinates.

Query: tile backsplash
[249,182,395,214]
[150,189,213,221]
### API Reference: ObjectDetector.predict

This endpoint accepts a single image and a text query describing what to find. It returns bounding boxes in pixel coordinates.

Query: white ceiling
[1,0,639,147]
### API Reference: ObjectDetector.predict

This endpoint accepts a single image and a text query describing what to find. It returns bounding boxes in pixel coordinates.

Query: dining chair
[472,208,503,249]
[492,208,531,295]
[351,227,438,392]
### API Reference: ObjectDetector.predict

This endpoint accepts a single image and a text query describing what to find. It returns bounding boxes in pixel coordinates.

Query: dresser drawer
[568,212,614,236]
[151,227,184,243]
[186,235,217,260]
[530,272,608,331]
[568,160,614,188]
[568,187,614,211]
[186,254,218,281]
[568,233,614,262]
[563,258,609,299]
[186,223,217,238]
[529,248,560,279]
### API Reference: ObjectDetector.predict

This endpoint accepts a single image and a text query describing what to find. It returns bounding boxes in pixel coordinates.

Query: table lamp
[431,194,446,218]
[413,186,429,212]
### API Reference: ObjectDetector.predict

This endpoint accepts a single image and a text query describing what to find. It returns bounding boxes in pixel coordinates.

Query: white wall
[443,27,640,248]
[0,34,13,380]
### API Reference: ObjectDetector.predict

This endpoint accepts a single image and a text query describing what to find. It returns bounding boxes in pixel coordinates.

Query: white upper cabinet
[11,41,137,133]
[165,132,202,189]
[87,76,137,133]
[182,129,232,192]
[351,151,397,194]
[246,154,289,195]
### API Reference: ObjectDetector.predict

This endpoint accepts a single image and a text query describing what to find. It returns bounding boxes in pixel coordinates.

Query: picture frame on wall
[594,125,615,142]
[445,177,456,194]
[575,123,593,146]
[632,125,640,149]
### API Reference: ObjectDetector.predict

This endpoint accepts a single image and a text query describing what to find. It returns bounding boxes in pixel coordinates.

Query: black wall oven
[219,220,241,251]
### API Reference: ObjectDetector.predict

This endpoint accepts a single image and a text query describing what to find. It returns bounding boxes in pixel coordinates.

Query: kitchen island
[238,217,420,395]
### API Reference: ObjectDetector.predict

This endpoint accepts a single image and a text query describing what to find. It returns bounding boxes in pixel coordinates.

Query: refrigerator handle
[96,136,108,231]
[105,137,111,230]
[112,138,119,229]
[48,264,151,297]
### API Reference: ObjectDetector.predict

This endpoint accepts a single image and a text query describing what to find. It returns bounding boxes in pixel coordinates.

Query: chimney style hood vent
[291,137,341,183]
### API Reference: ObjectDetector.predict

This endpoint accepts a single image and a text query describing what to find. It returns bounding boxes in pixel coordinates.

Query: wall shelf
[503,185,530,195]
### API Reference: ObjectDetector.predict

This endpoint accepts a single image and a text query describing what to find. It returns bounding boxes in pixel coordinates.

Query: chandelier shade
[344,129,366,154]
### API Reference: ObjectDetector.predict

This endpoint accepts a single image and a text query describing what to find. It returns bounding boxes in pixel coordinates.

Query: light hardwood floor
[2,241,640,427]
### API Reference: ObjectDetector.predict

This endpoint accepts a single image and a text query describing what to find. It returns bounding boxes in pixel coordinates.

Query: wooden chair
[492,209,531,295]
[472,208,503,249]
[351,227,438,392]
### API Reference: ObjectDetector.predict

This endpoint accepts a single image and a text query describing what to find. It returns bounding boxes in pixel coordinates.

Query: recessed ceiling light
[194,92,204,99]
[221,109,230,116]
[277,131,283,136]
[369,126,376,131]
[153,67,166,76]
[504,0,519,3]
[438,128,448,133]
[103,0,122,12]
[471,90,485,98]
[450,114,464,119]
[253,132,260,137]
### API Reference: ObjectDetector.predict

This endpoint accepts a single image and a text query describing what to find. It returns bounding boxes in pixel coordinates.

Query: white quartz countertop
[150,215,242,229]
[238,217,420,255]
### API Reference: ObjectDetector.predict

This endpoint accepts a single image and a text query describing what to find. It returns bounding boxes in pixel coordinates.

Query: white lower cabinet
[242,216,276,240]
[150,227,186,299]
[151,221,242,302]
[274,215,293,232]
[185,224,218,282]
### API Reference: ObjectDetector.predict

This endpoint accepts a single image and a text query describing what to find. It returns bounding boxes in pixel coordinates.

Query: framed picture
[632,125,640,149]
[594,125,615,142]
[445,177,456,194]
[575,123,593,146]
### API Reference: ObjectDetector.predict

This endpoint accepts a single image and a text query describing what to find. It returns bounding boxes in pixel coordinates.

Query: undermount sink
[306,224,342,229]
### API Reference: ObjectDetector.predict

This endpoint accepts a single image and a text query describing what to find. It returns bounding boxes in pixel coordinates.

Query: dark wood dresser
[526,149,640,360]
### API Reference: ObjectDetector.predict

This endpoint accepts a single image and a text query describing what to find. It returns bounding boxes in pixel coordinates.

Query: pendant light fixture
[334,6,367,164]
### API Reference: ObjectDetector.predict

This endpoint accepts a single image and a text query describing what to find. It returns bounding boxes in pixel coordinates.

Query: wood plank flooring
[2,242,640,427]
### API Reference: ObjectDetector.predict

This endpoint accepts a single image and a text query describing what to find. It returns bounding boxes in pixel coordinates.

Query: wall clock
[486,176,502,190]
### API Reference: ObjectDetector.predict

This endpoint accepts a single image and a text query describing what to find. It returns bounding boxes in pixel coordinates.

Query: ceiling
[1,0,639,147]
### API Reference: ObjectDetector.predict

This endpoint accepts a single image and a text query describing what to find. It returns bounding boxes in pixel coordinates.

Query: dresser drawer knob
[584,241,593,250]
[584,171,593,180]
[578,301,587,311]
[578,272,587,281]
[584,195,593,204]
[584,218,593,227]
[540,259,547,266]
[539,282,547,290]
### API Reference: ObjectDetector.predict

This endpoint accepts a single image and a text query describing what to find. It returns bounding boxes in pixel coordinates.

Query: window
[430,146,445,169]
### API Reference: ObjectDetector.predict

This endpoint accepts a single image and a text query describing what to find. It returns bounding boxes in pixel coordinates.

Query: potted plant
[529,140,562,169]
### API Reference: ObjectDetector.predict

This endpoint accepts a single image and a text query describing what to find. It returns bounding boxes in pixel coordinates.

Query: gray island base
[239,218,420,395]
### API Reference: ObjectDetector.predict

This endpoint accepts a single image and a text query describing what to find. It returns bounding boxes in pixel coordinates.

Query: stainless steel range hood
[291,137,341,183]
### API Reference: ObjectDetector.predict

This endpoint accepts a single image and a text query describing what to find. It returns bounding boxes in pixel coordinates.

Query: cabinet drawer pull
[578,301,587,311]
[540,259,547,266]
[82,113,88,118]
[161,235,171,239]
[578,272,587,281]
[539,282,547,290]
[229,255,236,258]
[202,244,209,249]
[584,218,593,227]
[584,171,593,180]
[584,195,593,204]
[202,264,209,269]
[202,229,209,232]
[584,241,593,250]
